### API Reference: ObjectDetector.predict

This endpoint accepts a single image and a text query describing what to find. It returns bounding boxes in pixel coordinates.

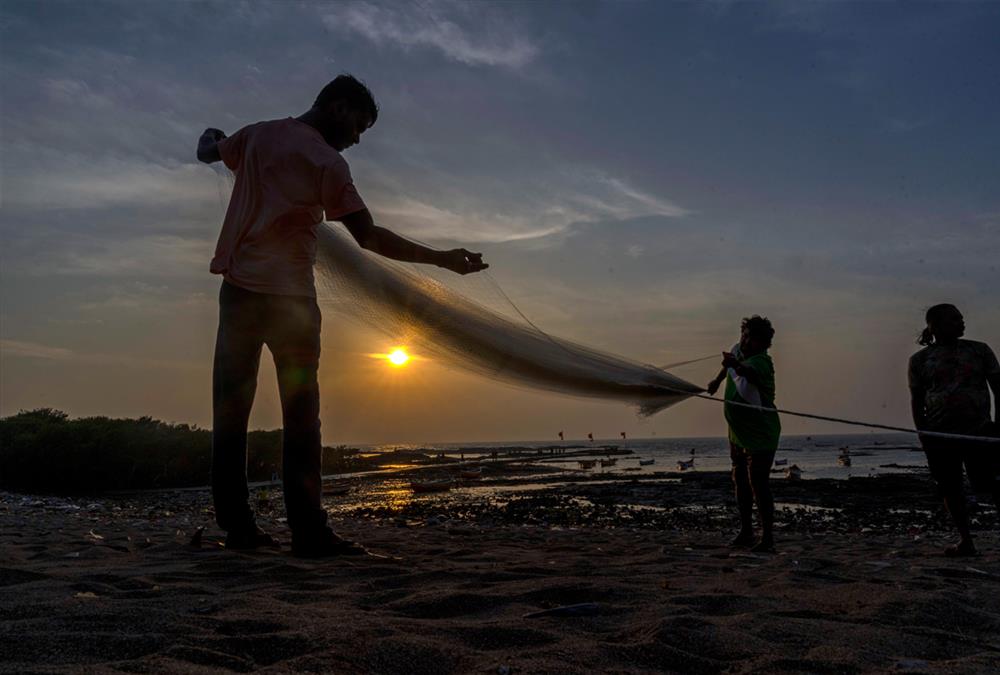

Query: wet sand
[2,469,999,674]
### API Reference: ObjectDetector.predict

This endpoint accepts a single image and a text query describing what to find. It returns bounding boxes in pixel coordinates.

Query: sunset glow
[387,349,410,367]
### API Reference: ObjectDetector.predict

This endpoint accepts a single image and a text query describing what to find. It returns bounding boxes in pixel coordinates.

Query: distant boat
[639,458,655,466]
[600,457,617,467]
[578,460,597,469]
[785,464,803,480]
[459,468,483,480]
[774,458,788,466]
[322,481,351,496]
[677,459,695,471]
[410,479,453,493]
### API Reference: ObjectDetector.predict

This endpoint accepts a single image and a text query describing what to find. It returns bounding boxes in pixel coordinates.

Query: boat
[322,481,351,496]
[676,459,695,471]
[459,468,483,480]
[785,464,803,480]
[577,460,597,469]
[410,479,453,493]
[774,458,788,466]
[639,458,655,466]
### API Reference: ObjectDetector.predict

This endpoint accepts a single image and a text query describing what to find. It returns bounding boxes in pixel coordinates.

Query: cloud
[2,151,220,210]
[367,169,688,243]
[320,1,539,68]
[0,339,200,370]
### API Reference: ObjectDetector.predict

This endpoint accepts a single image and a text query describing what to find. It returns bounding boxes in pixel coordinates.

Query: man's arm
[339,209,488,275]
[987,372,1000,428]
[706,365,727,395]
[910,386,926,431]
[197,128,226,164]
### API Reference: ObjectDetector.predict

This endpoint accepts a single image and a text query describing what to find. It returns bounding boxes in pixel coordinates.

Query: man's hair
[741,315,774,348]
[918,303,959,346]
[314,74,378,123]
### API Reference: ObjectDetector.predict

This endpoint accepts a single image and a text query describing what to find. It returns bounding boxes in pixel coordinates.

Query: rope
[679,389,999,444]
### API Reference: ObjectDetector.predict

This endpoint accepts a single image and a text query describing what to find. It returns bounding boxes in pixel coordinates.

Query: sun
[387,349,410,367]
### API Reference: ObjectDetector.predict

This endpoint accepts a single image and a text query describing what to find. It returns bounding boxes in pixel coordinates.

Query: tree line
[0,409,363,494]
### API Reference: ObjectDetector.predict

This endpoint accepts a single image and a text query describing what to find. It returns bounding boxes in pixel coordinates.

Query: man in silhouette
[197,75,487,558]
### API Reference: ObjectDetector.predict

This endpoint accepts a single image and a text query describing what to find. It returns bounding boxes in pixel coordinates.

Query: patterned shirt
[908,339,999,434]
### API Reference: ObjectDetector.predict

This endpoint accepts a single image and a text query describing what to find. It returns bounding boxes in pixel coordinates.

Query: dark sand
[2,468,999,674]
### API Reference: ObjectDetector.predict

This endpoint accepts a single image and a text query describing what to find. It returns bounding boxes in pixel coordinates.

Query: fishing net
[314,223,703,415]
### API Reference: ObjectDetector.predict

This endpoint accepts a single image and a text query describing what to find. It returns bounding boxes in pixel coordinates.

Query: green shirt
[724,348,781,453]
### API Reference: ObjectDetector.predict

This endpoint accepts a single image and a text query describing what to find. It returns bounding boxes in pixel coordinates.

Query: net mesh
[314,224,703,415]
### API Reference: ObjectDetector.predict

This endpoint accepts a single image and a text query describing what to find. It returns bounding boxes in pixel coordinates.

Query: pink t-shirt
[210,117,367,297]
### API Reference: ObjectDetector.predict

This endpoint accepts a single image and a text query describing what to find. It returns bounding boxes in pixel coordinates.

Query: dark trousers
[730,444,775,534]
[212,281,328,537]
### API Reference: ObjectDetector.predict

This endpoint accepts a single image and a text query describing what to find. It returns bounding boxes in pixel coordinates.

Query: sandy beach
[3,462,999,675]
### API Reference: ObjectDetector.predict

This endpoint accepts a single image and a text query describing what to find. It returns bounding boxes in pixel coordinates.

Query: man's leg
[748,450,776,552]
[212,282,264,535]
[266,296,329,539]
[730,443,755,546]
[924,444,974,555]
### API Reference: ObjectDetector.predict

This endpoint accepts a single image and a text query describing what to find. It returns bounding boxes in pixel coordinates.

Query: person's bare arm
[988,372,1000,428]
[197,128,225,164]
[706,365,727,395]
[339,208,488,275]
[910,386,926,431]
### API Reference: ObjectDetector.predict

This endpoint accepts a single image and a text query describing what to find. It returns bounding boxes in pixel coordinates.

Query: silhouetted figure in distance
[707,316,781,553]
[909,304,1000,557]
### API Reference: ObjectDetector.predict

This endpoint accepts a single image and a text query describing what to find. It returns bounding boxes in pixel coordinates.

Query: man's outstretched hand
[438,248,488,275]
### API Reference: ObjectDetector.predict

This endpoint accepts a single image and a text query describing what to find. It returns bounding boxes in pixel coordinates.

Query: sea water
[359,433,926,481]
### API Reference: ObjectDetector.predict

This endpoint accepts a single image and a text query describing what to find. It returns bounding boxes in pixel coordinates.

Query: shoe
[292,530,368,558]
[728,531,755,548]
[944,539,977,557]
[225,527,281,550]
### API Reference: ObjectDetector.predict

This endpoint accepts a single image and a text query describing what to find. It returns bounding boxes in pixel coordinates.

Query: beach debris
[411,479,453,493]
[322,480,352,496]
[523,602,601,619]
[894,658,929,671]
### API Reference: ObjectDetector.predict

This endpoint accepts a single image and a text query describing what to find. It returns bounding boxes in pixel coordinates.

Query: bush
[0,409,360,494]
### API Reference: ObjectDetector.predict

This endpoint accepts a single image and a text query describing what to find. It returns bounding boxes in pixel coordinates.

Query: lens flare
[387,349,410,366]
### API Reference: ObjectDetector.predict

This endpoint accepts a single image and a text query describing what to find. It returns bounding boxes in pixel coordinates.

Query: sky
[1,0,998,444]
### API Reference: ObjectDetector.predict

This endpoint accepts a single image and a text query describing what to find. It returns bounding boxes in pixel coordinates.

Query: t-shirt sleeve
[321,158,367,220]
[217,127,248,172]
